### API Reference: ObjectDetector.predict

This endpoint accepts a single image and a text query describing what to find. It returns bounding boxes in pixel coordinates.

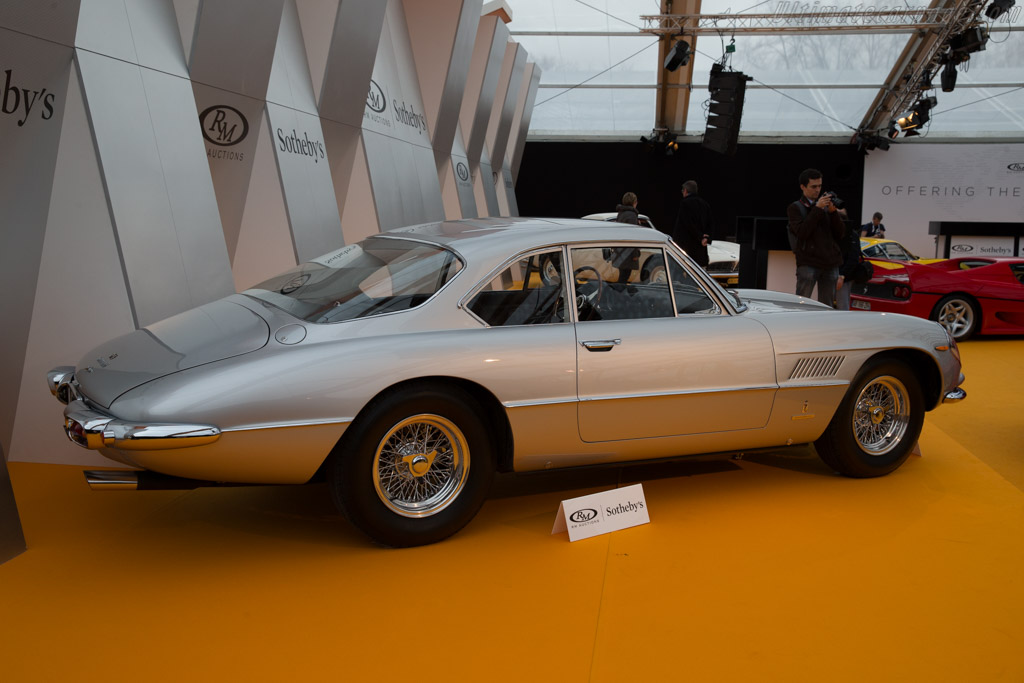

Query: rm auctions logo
[366,80,386,113]
[1007,162,1024,173]
[456,162,469,182]
[199,105,248,146]
[569,508,598,524]
[951,244,974,253]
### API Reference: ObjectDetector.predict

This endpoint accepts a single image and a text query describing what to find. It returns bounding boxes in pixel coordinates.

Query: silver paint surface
[52,219,964,483]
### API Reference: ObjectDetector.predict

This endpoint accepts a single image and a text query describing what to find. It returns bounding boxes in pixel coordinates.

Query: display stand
[0,442,27,564]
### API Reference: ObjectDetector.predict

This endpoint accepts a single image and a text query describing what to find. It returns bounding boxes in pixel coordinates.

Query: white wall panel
[266,0,343,261]
[0,26,73,461]
[11,64,133,467]
[232,110,298,291]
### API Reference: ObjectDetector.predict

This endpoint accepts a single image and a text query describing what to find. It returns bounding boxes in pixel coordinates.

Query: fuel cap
[274,324,307,345]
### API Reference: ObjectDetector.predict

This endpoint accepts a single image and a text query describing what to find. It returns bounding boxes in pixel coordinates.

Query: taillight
[892,285,911,299]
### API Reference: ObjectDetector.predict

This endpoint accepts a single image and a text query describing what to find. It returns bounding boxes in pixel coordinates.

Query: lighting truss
[639,10,961,36]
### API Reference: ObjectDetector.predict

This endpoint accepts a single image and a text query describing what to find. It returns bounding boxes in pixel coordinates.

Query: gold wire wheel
[852,375,911,456]
[372,414,470,518]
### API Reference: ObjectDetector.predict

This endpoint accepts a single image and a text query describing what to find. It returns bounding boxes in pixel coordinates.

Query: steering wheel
[573,265,604,312]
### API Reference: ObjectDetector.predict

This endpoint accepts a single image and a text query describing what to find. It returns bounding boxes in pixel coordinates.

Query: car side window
[569,247,674,321]
[863,244,884,259]
[467,250,566,326]
[883,243,912,260]
[668,253,718,314]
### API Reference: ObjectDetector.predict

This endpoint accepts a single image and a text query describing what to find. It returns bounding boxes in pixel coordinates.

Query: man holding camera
[787,168,844,307]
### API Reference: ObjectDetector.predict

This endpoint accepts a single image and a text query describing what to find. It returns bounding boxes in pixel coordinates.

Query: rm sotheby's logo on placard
[456,162,470,182]
[1007,163,1024,173]
[951,244,974,253]
[552,483,649,542]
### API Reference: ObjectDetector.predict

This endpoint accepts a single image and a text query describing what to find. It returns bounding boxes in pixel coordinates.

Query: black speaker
[702,65,749,156]
[663,40,691,72]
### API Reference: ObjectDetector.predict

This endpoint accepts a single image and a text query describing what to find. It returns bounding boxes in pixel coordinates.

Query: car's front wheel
[814,358,924,478]
[931,294,979,340]
[329,386,494,547]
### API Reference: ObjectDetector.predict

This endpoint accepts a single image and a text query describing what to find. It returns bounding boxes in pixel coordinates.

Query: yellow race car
[860,238,945,269]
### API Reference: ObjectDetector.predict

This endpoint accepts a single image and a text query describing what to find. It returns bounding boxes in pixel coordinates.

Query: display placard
[552,483,650,542]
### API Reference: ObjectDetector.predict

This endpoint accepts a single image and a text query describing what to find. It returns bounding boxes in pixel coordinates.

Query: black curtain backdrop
[515,141,866,242]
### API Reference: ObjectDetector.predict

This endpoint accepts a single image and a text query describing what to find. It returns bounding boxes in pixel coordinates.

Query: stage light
[985,0,1016,19]
[664,40,691,72]
[941,60,958,92]
[949,27,988,55]
[887,121,900,139]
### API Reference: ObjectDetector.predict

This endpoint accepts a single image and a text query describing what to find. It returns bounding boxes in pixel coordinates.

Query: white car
[582,213,740,286]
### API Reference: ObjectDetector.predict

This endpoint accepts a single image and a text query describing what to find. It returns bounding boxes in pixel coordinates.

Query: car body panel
[50,218,964,485]
[575,316,776,441]
[851,257,1024,336]
[76,299,270,408]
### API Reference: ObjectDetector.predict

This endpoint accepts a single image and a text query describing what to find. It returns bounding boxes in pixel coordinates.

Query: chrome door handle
[580,339,621,352]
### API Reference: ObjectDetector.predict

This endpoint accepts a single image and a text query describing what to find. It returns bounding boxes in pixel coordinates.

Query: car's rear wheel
[814,358,924,478]
[640,254,667,283]
[329,386,494,547]
[931,294,979,340]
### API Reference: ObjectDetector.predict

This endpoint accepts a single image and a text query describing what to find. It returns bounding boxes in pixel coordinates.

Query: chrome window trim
[459,245,572,327]
[566,243,680,322]
[664,243,742,314]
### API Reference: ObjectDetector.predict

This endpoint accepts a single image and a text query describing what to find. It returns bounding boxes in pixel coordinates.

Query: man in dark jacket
[673,180,712,268]
[615,192,639,224]
[787,168,844,307]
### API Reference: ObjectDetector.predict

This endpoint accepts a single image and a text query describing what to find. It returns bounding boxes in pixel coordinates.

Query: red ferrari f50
[850,257,1024,340]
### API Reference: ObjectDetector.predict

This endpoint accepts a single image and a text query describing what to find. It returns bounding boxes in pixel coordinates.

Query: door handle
[580,339,621,352]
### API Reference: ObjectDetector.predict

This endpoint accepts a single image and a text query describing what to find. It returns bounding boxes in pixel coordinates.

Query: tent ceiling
[509,0,1024,141]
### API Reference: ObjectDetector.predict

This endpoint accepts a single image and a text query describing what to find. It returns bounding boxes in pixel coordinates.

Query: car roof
[383,217,669,259]
[581,212,652,222]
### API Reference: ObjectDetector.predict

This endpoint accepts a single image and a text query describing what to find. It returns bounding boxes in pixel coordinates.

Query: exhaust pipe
[84,470,206,491]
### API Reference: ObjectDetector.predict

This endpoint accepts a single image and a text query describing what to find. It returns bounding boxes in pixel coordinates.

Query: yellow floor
[2,338,1023,682]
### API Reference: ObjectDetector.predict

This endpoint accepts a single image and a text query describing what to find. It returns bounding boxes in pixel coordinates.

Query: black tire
[329,386,494,547]
[640,254,667,283]
[814,358,924,478]
[930,294,980,341]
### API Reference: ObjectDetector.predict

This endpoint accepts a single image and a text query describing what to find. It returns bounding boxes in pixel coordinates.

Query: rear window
[243,237,462,323]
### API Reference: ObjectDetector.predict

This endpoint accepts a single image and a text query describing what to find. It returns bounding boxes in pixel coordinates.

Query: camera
[823,191,845,209]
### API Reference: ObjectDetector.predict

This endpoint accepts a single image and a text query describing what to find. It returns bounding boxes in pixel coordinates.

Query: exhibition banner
[862,143,1024,258]
[552,484,650,542]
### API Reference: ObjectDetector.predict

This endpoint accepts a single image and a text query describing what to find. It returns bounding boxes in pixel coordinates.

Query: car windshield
[243,237,462,323]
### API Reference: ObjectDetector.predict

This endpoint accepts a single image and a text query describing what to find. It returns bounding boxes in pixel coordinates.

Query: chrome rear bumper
[62,399,221,451]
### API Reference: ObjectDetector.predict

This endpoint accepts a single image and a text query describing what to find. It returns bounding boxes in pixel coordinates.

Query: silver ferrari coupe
[48,218,966,546]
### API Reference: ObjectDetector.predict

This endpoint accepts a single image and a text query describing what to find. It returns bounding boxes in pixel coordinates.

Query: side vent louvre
[789,355,845,380]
